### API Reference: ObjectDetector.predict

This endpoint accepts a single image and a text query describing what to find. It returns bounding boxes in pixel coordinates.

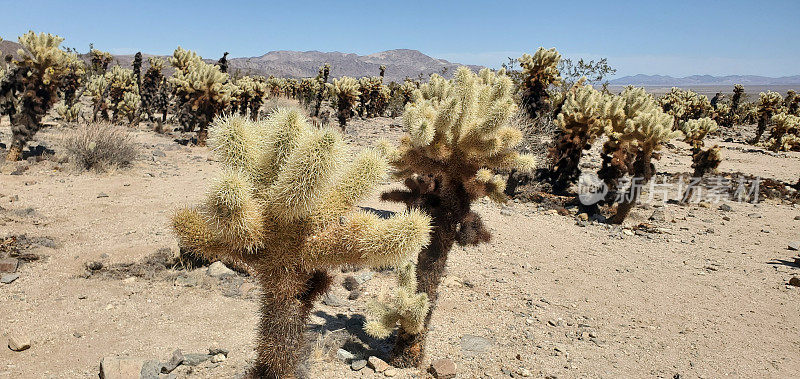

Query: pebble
[461,335,492,356]
[1,273,19,284]
[97,192,109,198]
[429,358,456,378]
[384,368,397,377]
[206,261,235,278]
[322,292,344,307]
[211,353,226,363]
[0,258,18,273]
[351,359,368,371]
[8,335,30,351]
[161,349,184,373]
[789,277,800,287]
[208,347,229,357]
[342,276,359,291]
[500,207,513,216]
[336,348,354,362]
[100,357,146,378]
[788,242,800,251]
[718,204,732,212]
[368,356,390,373]
[174,275,199,287]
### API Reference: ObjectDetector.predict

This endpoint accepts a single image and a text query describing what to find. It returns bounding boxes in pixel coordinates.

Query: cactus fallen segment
[171,111,431,378]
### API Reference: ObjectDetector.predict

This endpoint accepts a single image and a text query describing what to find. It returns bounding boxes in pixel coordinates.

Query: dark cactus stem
[312,64,330,117]
[751,113,769,144]
[610,149,653,224]
[217,52,229,74]
[521,80,550,119]
[549,131,588,193]
[132,52,142,86]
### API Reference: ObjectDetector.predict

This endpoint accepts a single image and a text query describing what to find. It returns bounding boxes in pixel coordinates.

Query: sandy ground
[1,112,799,379]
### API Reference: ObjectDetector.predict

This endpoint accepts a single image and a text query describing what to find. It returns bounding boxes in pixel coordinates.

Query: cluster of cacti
[231,75,268,120]
[751,91,784,144]
[86,74,110,122]
[55,54,87,122]
[518,47,562,119]
[168,48,235,144]
[658,87,712,126]
[106,65,140,124]
[89,48,113,74]
[365,262,429,339]
[784,90,799,116]
[356,76,390,118]
[171,111,431,377]
[760,112,800,151]
[140,57,168,123]
[680,117,722,177]
[0,31,75,161]
[387,79,417,117]
[326,76,361,128]
[376,67,536,367]
[298,77,321,107]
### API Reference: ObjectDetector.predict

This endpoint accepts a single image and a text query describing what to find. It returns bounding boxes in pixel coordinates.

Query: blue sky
[1,0,797,77]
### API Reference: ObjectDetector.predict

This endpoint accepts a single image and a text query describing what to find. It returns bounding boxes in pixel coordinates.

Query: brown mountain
[0,41,481,81]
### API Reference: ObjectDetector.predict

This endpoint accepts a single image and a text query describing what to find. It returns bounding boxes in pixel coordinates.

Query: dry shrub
[64,122,139,171]
[512,109,556,163]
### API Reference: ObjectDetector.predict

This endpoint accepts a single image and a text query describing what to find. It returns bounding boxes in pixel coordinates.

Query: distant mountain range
[0,41,481,82]
[610,74,800,86]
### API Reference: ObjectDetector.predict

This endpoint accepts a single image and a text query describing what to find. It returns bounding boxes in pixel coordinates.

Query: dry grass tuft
[64,122,139,172]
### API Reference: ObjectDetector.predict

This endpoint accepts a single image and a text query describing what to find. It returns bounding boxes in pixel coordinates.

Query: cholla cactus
[379,65,386,78]
[216,52,229,73]
[326,76,361,128]
[784,90,799,116]
[169,46,202,74]
[387,79,417,118]
[169,59,235,144]
[107,65,139,123]
[712,102,734,128]
[117,91,141,125]
[233,75,268,120]
[132,52,142,85]
[381,67,535,367]
[518,47,562,118]
[365,262,429,339]
[312,63,330,116]
[171,111,431,377]
[659,87,711,126]
[681,117,721,177]
[761,113,800,151]
[141,57,168,123]
[751,91,783,144]
[358,76,390,118]
[549,84,608,191]
[89,48,113,74]
[60,54,86,108]
[86,74,110,121]
[54,102,83,122]
[0,31,74,161]
[298,77,321,107]
[607,105,679,223]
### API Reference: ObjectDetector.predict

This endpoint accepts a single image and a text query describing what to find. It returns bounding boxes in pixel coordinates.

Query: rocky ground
[1,110,799,378]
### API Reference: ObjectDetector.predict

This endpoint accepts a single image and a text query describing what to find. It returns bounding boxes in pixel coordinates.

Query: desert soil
[1,110,799,379]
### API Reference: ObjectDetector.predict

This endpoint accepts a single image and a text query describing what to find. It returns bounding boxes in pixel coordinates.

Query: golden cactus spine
[172,111,430,377]
[518,47,562,119]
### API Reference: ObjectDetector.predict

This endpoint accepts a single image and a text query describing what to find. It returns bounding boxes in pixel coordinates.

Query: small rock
[518,368,532,377]
[85,260,104,271]
[500,207,513,216]
[0,258,18,273]
[8,335,30,351]
[351,359,368,371]
[97,192,109,198]
[208,347,229,357]
[789,242,800,251]
[182,353,211,366]
[429,358,456,379]
[384,368,397,377]
[211,353,226,363]
[206,261,235,278]
[461,335,492,356]
[161,349,184,373]
[718,204,732,212]
[140,360,162,379]
[722,216,731,221]
[152,150,166,157]
[322,292,344,307]
[368,356,390,373]
[336,348,354,362]
[1,274,19,284]
[342,275,359,291]
[789,277,800,287]
[577,213,589,222]
[622,229,634,236]
[795,215,800,220]
[174,275,199,287]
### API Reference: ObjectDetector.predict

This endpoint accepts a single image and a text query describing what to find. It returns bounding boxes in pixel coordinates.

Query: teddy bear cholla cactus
[751,91,784,144]
[365,261,429,339]
[86,74,110,122]
[518,47,561,119]
[172,110,431,378]
[549,84,608,191]
[169,59,235,144]
[761,113,800,151]
[169,46,202,74]
[107,65,139,123]
[658,87,711,126]
[0,31,74,161]
[232,75,268,120]
[140,57,168,123]
[378,67,536,367]
[326,76,361,128]
[680,117,721,177]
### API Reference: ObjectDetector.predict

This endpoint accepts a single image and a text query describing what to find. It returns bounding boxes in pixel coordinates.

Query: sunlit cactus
[169,59,236,144]
[312,63,330,116]
[54,102,83,122]
[658,87,712,126]
[326,76,361,128]
[750,91,784,144]
[60,54,86,108]
[86,74,110,122]
[0,31,74,161]
[89,48,113,74]
[169,46,202,74]
[171,112,431,378]
[549,83,608,191]
[233,75,268,120]
[365,262,429,339]
[298,77,321,107]
[107,65,138,123]
[140,57,168,123]
[358,76,390,118]
[117,91,141,125]
[731,84,745,113]
[761,112,800,151]
[380,67,535,367]
[680,117,721,177]
[518,47,562,118]
[388,79,417,118]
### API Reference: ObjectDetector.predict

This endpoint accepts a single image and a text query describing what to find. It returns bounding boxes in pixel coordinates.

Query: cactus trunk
[610,149,653,224]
